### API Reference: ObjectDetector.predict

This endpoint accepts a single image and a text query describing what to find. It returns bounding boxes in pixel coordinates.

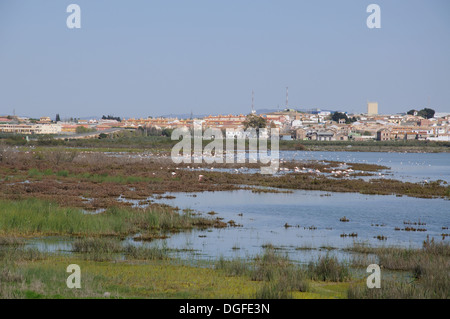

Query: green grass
[1,241,448,299]
[307,254,351,282]
[123,244,169,261]
[216,247,310,299]
[0,198,216,237]
[0,252,264,299]
[347,238,450,299]
[56,170,69,177]
[71,237,170,261]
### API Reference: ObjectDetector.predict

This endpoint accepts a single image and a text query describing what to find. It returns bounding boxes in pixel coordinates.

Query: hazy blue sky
[1,0,449,119]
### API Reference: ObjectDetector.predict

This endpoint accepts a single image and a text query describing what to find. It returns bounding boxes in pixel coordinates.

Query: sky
[0,0,449,119]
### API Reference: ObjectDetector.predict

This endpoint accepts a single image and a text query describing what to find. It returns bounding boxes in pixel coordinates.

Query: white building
[36,124,62,134]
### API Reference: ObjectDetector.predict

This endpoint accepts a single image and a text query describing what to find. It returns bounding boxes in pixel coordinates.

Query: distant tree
[137,126,145,136]
[418,108,435,119]
[145,127,161,136]
[243,114,267,130]
[102,115,121,122]
[407,109,417,115]
[161,128,173,137]
[55,114,61,122]
[98,133,108,139]
[331,112,357,124]
[331,112,349,123]
[243,114,267,137]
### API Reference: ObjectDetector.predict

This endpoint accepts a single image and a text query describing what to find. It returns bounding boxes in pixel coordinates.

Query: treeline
[102,115,122,122]
[1,131,449,150]
[136,126,173,137]
[331,112,358,124]
[407,108,435,119]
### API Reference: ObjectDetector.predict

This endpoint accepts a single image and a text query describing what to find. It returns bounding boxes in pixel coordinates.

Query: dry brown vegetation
[0,148,448,216]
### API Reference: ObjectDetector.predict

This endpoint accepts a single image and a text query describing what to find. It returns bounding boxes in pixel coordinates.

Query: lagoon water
[279,151,450,183]
[147,151,450,262]
[151,189,449,263]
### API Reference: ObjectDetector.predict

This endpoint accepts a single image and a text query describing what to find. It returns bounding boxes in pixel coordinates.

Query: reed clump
[215,257,250,277]
[307,255,350,282]
[252,248,309,299]
[347,238,450,299]
[215,247,309,299]
[72,237,169,261]
[123,244,169,260]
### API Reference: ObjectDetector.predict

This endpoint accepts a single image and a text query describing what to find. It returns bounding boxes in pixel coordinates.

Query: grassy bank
[1,230,448,299]
[0,244,349,299]
[347,237,450,298]
[0,198,223,238]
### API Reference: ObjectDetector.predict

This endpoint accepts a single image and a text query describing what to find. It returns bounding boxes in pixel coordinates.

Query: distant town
[1,102,449,142]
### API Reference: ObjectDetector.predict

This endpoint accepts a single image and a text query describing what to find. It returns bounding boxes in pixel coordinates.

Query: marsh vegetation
[0,145,448,299]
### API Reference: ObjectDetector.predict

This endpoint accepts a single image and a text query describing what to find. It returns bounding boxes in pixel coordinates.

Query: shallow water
[149,189,449,263]
[279,151,450,183]
[24,188,449,264]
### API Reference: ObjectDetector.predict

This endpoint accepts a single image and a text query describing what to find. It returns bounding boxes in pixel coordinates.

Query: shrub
[307,254,350,282]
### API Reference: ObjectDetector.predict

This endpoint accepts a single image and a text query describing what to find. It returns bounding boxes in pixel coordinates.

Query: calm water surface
[280,151,450,183]
[148,189,449,263]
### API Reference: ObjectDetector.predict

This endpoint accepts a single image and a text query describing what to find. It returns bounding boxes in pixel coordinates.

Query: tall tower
[367,102,378,115]
[286,87,289,109]
[251,90,256,114]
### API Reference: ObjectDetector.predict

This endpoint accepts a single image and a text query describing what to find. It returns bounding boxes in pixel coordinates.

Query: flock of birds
[164,160,378,180]
[108,151,446,183]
